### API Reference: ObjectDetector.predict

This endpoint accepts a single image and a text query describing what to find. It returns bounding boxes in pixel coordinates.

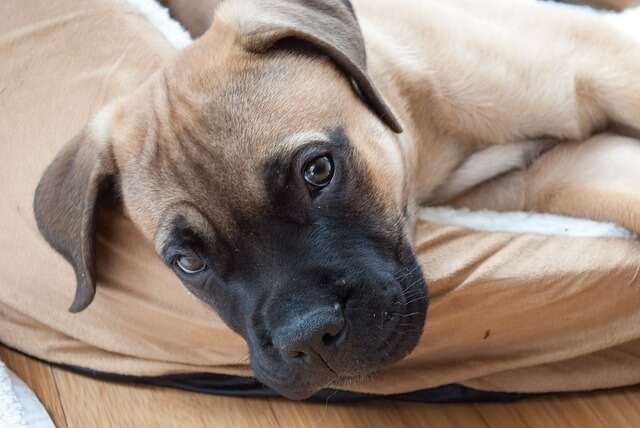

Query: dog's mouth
[248,274,428,400]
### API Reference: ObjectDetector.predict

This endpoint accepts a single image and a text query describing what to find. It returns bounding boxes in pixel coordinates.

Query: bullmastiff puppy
[34,0,640,398]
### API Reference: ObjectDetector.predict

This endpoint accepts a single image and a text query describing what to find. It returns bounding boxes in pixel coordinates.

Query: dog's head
[34,0,427,399]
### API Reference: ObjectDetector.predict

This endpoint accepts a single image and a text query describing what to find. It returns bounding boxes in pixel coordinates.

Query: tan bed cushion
[2,0,640,397]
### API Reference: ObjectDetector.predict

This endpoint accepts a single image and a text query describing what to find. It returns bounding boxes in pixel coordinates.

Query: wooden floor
[3,346,640,428]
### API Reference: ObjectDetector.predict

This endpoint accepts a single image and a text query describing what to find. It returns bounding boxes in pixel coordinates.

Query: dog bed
[2,0,640,402]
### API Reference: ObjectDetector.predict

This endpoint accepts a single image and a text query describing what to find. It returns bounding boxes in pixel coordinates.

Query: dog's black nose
[274,303,346,361]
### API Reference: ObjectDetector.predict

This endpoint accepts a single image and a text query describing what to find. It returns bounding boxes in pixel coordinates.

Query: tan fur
[35,0,640,311]
[96,0,640,233]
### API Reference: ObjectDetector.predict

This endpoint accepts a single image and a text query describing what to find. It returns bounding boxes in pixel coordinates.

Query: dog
[33,0,640,399]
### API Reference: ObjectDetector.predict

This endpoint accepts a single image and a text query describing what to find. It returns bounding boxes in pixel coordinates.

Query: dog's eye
[174,254,207,274]
[303,155,334,188]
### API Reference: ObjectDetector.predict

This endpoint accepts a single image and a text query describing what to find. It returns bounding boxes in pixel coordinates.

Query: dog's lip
[252,358,335,400]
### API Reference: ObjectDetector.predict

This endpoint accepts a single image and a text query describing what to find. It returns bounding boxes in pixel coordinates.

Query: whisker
[404,296,427,305]
[400,312,422,318]
[400,290,424,299]
[395,264,421,281]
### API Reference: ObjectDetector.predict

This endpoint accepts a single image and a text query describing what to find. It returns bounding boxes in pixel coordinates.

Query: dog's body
[33,0,640,398]
[346,0,640,235]
[352,0,639,206]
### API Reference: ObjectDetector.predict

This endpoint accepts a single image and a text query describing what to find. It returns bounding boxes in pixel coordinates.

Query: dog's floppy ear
[230,0,403,133]
[34,120,117,313]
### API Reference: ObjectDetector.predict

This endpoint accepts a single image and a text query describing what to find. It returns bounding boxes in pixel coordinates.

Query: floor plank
[4,345,640,428]
[0,346,67,427]
[268,399,413,428]
[393,402,492,428]
[52,366,281,428]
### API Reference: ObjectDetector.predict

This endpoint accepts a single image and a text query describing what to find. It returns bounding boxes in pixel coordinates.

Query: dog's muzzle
[247,268,427,400]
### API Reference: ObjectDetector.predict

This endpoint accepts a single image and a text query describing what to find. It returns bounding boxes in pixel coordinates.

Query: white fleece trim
[126,0,193,48]
[606,7,640,42]
[418,207,636,239]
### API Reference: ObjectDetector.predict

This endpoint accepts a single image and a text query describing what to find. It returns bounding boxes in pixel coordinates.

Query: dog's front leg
[408,3,640,197]
[448,133,640,236]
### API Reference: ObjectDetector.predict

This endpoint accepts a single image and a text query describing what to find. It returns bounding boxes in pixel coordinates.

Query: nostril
[322,332,337,347]
[338,289,352,308]
[321,320,347,347]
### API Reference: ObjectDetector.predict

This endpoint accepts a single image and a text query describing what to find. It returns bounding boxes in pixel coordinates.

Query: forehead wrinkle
[280,131,331,151]
[158,135,266,241]
[154,200,229,254]
[265,128,355,175]
[165,52,350,170]
[208,53,346,135]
